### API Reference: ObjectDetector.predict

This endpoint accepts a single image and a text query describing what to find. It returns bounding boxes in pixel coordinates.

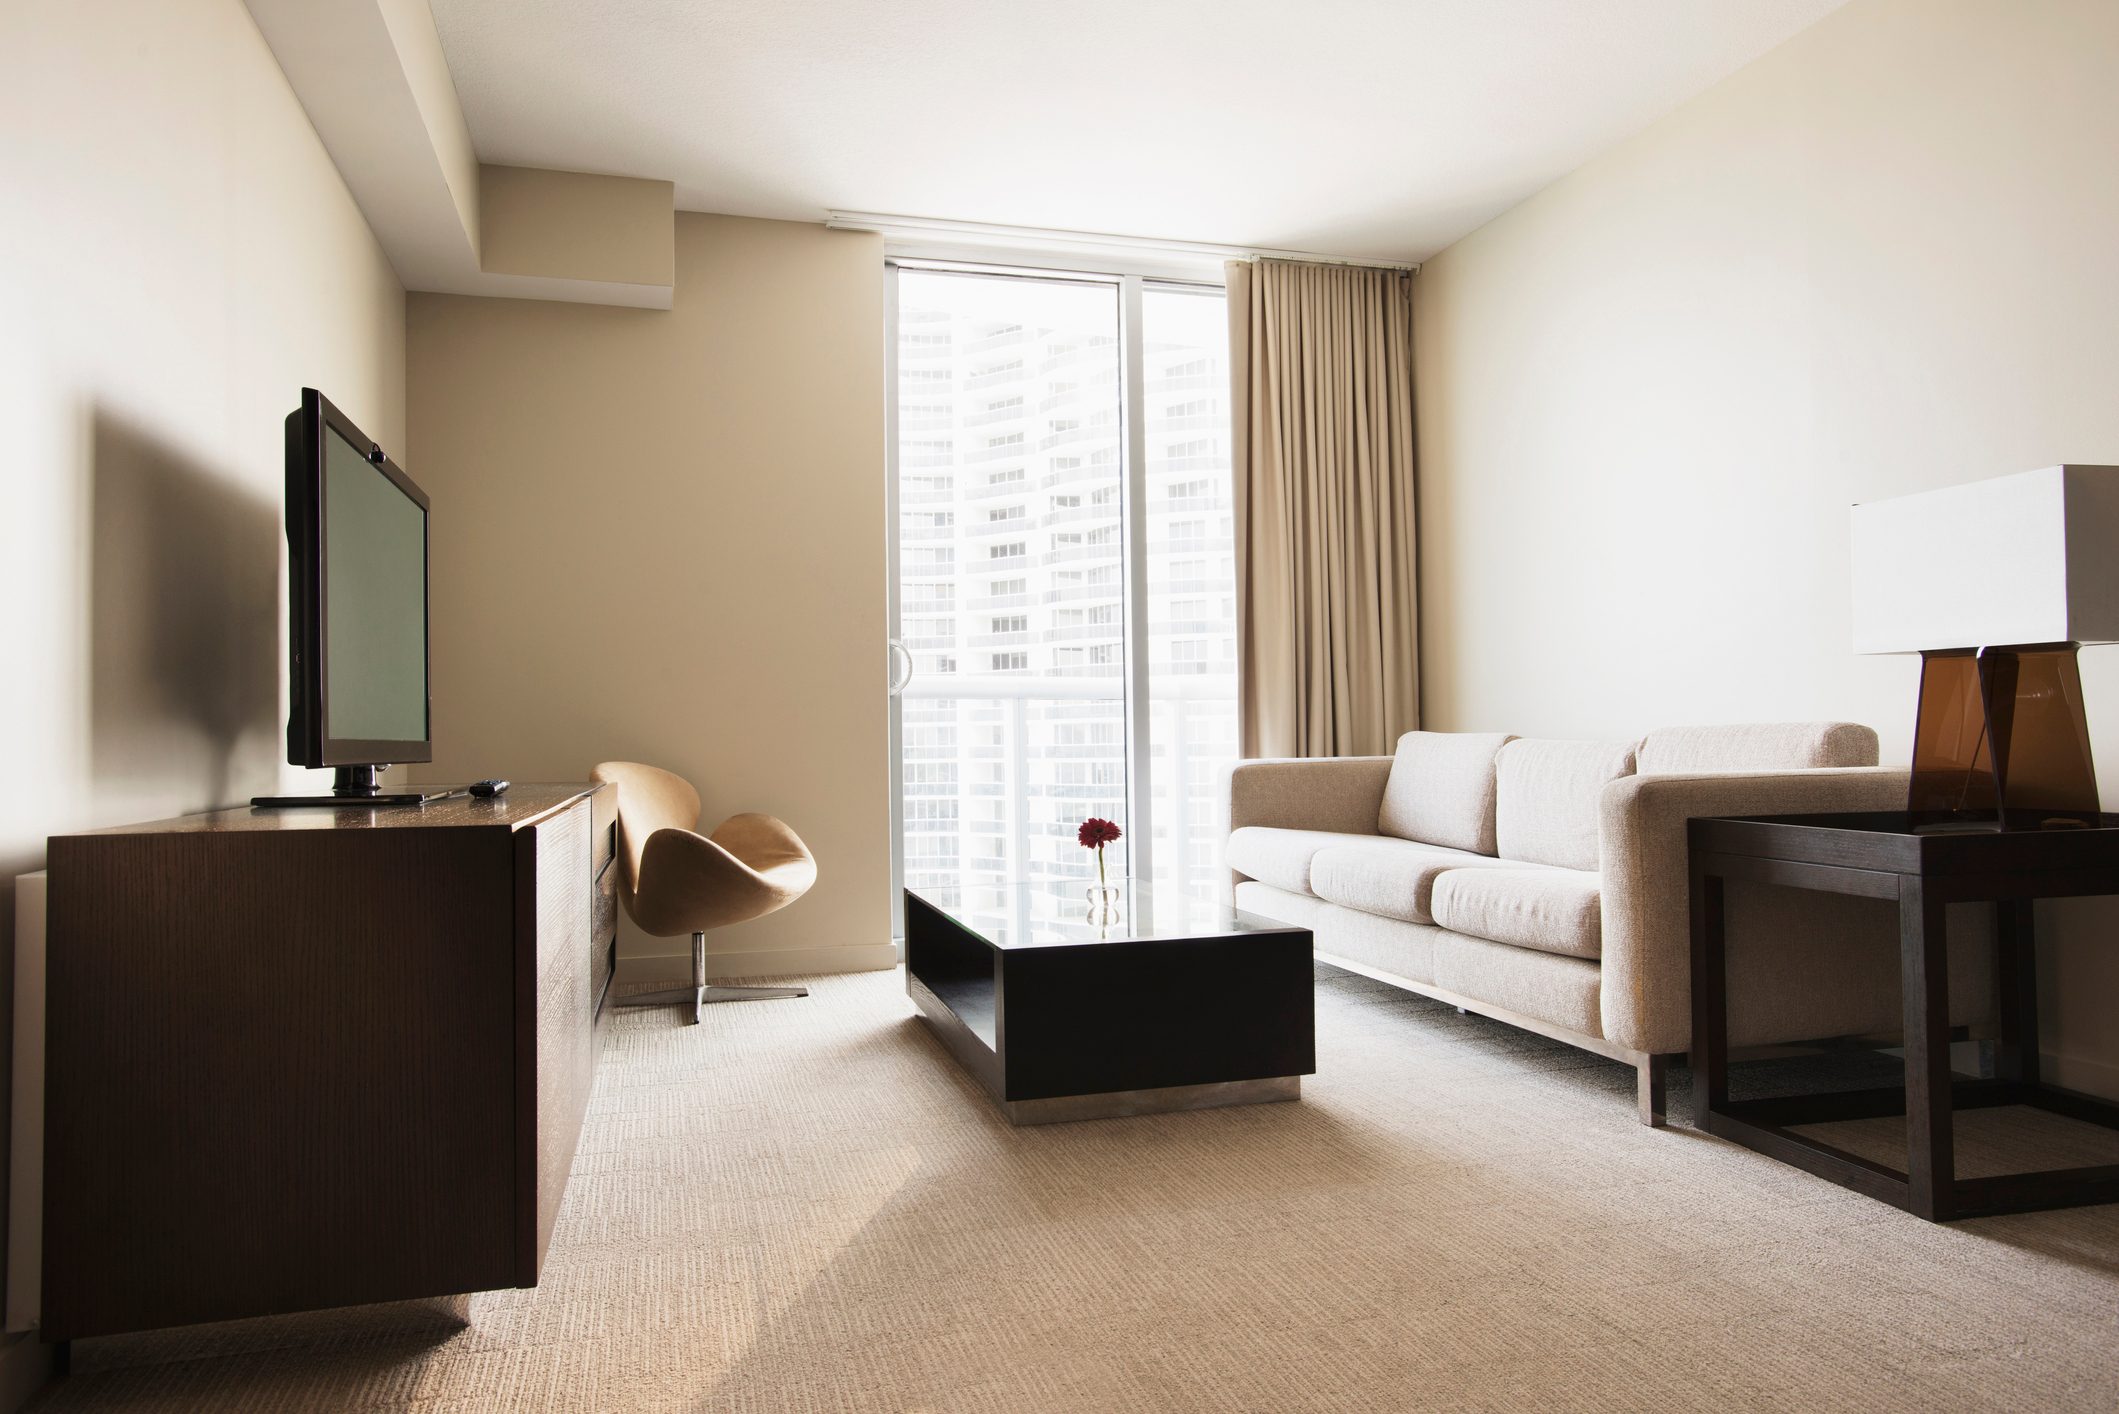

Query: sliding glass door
[887,264,1237,906]
[1138,284,1241,886]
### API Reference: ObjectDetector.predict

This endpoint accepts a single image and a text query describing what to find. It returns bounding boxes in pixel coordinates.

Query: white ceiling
[429,0,1848,264]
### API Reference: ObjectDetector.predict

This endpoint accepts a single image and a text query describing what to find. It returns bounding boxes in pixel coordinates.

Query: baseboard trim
[2043,1048,2119,1102]
[619,942,899,983]
[0,1333,52,1414]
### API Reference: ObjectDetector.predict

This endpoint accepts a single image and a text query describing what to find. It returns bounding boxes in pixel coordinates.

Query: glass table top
[905,878,1305,950]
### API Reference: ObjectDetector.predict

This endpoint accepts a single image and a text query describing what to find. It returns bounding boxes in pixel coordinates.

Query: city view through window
[893,268,1238,901]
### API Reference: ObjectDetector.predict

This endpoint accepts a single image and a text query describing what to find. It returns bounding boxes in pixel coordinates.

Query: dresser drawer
[593,937,615,1016]
[591,845,616,1011]
[591,783,618,879]
[593,846,618,949]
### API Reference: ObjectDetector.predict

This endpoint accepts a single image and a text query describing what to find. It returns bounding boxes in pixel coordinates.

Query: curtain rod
[824,212,1418,272]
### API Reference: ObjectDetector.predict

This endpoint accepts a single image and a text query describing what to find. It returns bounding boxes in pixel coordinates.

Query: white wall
[0,0,406,1363]
[1413,0,2119,1094]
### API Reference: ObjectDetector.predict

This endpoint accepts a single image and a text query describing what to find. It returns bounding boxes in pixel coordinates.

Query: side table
[1689,810,2119,1221]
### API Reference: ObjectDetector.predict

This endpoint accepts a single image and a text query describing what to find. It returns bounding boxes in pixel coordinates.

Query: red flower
[1077,817,1122,849]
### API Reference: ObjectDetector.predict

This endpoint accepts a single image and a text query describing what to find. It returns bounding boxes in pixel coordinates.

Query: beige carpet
[34,966,2119,1412]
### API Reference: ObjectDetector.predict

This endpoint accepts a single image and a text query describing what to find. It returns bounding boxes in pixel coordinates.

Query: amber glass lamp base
[1908,643,2100,832]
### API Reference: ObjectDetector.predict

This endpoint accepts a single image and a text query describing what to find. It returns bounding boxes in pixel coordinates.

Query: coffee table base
[1000,1075,1300,1126]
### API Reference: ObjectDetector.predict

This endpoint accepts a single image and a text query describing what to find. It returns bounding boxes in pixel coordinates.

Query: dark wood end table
[1689,810,2119,1221]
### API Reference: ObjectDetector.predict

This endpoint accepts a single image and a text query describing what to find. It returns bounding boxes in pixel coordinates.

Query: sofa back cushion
[1636,721,1878,774]
[1494,738,1638,871]
[1376,731,1514,854]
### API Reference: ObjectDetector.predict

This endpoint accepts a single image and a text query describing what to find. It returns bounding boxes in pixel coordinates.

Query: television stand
[40,782,619,1339]
[251,763,449,808]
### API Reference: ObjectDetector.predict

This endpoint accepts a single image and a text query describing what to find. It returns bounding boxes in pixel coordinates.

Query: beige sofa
[1226,722,1994,1124]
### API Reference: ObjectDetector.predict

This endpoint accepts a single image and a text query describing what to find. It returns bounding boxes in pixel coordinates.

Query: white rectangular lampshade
[1851,465,2119,654]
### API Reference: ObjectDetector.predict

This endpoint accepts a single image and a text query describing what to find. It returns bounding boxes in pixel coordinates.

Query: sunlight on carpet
[35,966,2119,1412]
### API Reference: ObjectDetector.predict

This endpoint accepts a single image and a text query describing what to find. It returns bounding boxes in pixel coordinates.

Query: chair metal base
[616,932,809,1025]
[617,984,810,1025]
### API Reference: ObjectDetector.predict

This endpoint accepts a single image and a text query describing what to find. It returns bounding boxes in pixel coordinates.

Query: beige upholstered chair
[592,761,817,1023]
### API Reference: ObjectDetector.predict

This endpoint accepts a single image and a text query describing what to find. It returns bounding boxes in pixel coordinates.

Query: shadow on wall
[90,409,282,814]
[0,417,281,1341]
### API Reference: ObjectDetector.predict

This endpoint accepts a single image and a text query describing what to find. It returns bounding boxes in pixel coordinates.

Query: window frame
[884,256,1229,936]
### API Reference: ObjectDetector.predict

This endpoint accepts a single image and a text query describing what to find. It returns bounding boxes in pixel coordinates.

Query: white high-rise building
[894,272,1237,898]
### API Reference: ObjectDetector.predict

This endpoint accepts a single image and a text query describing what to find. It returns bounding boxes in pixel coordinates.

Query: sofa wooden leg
[1636,1053,1670,1128]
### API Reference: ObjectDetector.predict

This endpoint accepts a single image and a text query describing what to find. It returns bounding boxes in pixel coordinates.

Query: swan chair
[592,761,818,1023]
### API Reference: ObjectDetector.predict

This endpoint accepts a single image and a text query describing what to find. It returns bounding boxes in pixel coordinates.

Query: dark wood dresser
[41,782,617,1341]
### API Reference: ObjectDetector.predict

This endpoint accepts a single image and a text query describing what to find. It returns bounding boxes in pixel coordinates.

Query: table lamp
[1852,465,2119,832]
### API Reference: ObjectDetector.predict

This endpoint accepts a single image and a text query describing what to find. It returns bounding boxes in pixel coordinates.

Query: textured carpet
[34,965,2119,1412]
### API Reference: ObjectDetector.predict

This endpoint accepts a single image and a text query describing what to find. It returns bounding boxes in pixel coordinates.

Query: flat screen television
[252,389,443,807]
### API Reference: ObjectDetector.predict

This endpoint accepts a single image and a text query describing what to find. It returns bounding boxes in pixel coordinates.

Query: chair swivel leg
[697,919,809,1007]
[620,931,808,1025]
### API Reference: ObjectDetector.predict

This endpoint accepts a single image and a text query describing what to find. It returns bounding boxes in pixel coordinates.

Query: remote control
[469,779,510,798]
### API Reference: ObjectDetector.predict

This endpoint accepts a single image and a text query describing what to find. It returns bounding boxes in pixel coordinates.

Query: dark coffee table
[904,879,1315,1124]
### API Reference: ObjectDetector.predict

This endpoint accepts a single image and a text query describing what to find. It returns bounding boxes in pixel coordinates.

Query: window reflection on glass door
[890,266,1237,902]
[895,270,1131,893]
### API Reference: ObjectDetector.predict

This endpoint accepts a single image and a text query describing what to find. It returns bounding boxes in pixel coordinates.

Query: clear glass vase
[1085,883,1121,920]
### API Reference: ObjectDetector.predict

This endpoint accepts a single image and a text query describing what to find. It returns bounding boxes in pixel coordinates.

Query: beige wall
[479,166,675,289]
[1413,0,2119,1093]
[406,215,891,975]
[0,0,406,1384]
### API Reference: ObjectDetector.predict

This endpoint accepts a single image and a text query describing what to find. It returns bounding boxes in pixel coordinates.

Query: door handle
[886,639,914,697]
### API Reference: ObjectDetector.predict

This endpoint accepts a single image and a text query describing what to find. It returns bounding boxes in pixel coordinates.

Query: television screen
[280,387,432,774]
[321,422,429,744]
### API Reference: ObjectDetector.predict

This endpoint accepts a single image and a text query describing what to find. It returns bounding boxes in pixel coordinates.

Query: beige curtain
[1227,258,1419,759]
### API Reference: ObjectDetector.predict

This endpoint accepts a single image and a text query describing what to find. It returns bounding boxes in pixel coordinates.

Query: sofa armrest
[1225,757,1393,836]
[1597,766,1909,1055]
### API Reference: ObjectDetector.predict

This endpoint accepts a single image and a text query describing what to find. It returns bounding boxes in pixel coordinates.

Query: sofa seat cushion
[1494,737,1638,871]
[1430,867,1602,961]
[1231,879,1327,929]
[1376,731,1515,853]
[1225,827,1378,895]
[1312,903,1441,986]
[1308,838,1518,925]
[1433,933,1603,1040]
